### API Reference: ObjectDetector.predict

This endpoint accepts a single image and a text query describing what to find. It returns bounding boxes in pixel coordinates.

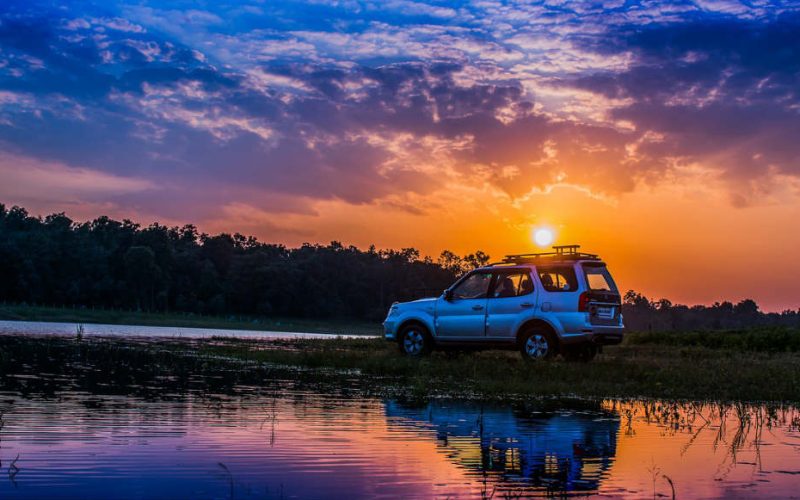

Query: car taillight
[578,292,591,312]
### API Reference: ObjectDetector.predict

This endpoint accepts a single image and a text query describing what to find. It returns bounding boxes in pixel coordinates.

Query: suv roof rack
[490,245,600,265]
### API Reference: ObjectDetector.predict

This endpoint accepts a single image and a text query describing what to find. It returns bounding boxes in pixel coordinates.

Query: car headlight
[388,304,399,316]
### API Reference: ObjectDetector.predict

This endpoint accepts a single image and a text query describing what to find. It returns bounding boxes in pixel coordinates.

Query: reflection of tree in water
[386,399,619,497]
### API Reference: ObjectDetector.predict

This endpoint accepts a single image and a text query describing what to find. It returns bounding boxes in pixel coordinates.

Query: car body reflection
[386,400,619,495]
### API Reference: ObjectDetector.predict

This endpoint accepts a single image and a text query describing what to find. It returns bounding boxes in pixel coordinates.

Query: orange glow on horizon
[195,178,800,312]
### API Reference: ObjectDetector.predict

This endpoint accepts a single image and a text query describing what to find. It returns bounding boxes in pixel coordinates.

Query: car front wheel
[519,329,556,362]
[399,325,432,357]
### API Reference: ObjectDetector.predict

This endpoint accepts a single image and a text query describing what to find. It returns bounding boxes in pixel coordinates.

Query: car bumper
[383,320,398,341]
[561,326,624,345]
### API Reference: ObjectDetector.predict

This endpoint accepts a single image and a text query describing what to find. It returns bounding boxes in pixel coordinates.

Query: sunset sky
[1,1,799,310]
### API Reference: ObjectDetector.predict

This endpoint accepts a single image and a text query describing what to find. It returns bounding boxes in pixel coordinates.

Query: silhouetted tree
[124,246,162,311]
[0,203,481,320]
[620,290,797,331]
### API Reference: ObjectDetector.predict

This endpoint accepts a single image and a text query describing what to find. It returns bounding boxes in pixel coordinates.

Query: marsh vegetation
[1,327,797,402]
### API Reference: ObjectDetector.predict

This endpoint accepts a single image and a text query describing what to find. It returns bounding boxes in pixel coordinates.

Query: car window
[583,265,618,292]
[451,272,492,299]
[538,266,578,292]
[492,272,534,298]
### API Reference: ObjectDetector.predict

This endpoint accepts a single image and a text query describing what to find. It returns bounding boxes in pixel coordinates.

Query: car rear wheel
[398,324,432,357]
[519,328,556,362]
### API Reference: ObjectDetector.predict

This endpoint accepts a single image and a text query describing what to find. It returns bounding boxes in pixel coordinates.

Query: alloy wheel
[524,334,549,360]
[403,329,425,355]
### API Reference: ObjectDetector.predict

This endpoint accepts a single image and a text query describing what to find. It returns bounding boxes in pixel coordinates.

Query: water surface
[0,390,797,497]
[0,336,797,499]
[0,320,372,340]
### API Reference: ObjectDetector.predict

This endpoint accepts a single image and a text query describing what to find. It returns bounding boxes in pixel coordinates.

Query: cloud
[0,153,156,204]
[0,0,799,220]
[568,11,800,199]
[203,202,316,238]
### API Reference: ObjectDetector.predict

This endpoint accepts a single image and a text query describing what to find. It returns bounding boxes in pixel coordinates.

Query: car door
[435,271,492,340]
[485,270,536,339]
[536,264,584,333]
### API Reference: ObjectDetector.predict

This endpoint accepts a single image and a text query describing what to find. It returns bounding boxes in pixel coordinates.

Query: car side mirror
[444,289,454,301]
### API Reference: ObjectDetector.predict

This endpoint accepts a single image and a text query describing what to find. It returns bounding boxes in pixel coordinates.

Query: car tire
[519,328,557,362]
[563,344,598,363]
[398,324,432,357]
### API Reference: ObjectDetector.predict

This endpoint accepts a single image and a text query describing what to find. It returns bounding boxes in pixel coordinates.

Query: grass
[0,303,382,336]
[197,328,800,402]
[625,327,800,352]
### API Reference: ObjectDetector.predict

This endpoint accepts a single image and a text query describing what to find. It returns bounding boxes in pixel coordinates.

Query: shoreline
[0,304,382,336]
[0,319,376,340]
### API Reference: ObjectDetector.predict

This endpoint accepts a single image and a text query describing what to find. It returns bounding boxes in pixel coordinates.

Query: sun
[532,227,554,247]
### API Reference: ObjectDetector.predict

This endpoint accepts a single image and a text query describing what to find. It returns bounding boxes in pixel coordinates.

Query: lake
[0,320,372,340]
[0,334,797,498]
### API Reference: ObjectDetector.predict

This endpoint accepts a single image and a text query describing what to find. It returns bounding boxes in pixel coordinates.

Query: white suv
[383,246,623,362]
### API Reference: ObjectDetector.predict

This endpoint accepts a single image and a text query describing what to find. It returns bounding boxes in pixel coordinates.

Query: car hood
[397,297,437,308]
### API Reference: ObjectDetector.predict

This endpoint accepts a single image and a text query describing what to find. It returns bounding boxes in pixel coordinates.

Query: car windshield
[583,264,618,292]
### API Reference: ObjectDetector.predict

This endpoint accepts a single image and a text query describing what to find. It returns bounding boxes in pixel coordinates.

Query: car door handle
[472,305,484,311]
[520,302,533,308]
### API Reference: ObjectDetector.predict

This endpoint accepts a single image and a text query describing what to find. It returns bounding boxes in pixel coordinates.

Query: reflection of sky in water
[0,388,797,499]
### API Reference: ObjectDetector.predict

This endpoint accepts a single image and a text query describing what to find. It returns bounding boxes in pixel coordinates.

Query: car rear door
[435,271,492,340]
[535,264,584,333]
[485,269,536,339]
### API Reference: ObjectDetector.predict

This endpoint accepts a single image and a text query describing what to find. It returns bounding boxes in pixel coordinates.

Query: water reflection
[1,388,796,499]
[0,336,798,499]
[386,400,618,496]
[606,399,800,497]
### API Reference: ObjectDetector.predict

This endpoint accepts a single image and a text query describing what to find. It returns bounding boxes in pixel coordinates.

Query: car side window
[538,266,578,292]
[492,272,534,298]
[451,272,492,299]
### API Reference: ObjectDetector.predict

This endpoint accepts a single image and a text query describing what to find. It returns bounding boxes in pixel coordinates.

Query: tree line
[1,203,798,329]
[621,291,800,331]
[0,204,487,320]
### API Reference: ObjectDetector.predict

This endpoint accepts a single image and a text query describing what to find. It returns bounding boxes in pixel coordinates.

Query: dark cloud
[571,12,800,186]
[0,10,440,206]
[281,63,642,195]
